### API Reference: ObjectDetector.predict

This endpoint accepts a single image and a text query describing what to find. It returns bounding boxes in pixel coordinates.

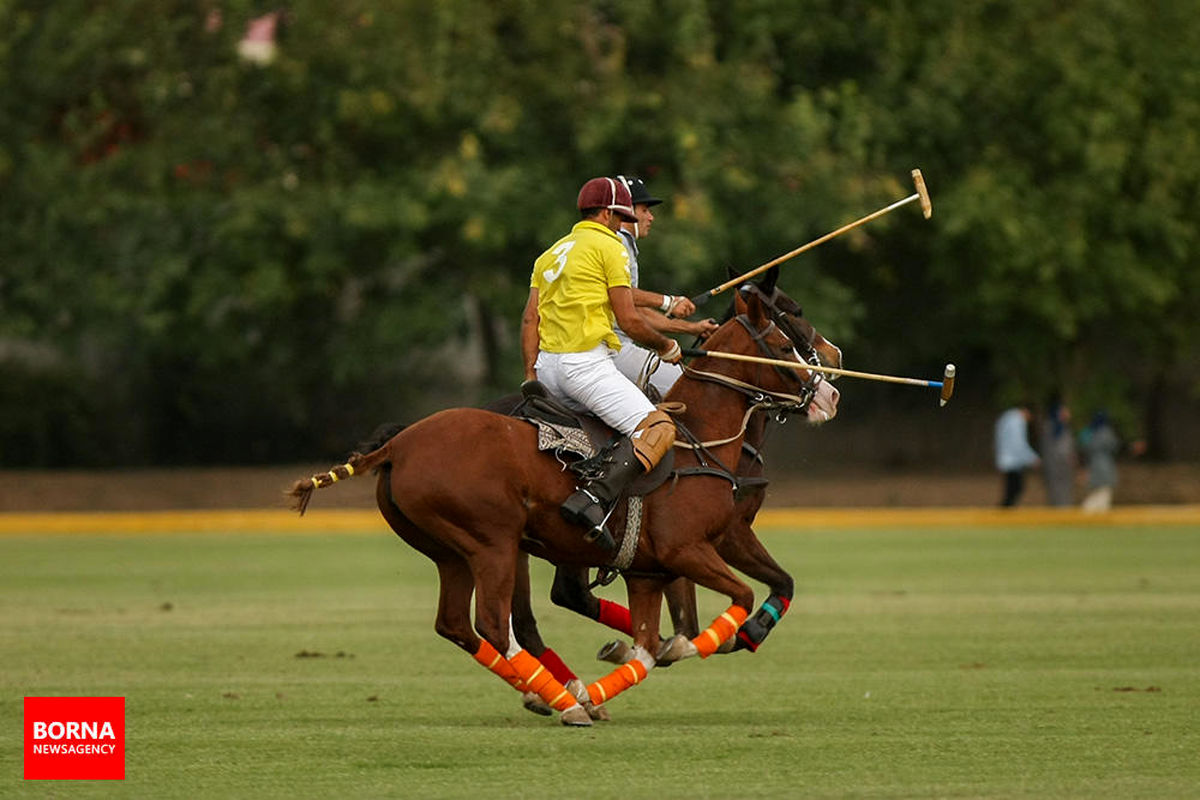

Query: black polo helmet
[616,175,662,207]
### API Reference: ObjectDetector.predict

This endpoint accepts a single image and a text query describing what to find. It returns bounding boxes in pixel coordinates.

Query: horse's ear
[758,265,779,295]
[734,285,751,316]
[726,264,739,280]
[739,285,767,325]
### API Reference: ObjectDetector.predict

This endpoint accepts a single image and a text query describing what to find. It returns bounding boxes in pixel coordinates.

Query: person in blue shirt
[995,405,1040,507]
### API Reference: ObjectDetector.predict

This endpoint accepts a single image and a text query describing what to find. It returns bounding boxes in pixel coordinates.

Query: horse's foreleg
[551,565,633,635]
[656,544,754,663]
[596,574,695,668]
[664,576,700,638]
[585,576,665,707]
[716,523,795,653]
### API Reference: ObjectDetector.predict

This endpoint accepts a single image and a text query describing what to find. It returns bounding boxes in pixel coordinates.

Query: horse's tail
[286,426,404,515]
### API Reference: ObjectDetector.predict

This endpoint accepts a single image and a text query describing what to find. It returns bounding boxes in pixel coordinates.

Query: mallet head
[911,169,932,219]
[939,363,956,407]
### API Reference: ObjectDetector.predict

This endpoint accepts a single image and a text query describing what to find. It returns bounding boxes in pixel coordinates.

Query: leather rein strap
[674,314,816,450]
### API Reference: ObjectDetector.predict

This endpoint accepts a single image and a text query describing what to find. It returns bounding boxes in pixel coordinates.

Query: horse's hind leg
[511,555,609,721]
[665,577,700,638]
[428,556,533,697]
[467,548,590,726]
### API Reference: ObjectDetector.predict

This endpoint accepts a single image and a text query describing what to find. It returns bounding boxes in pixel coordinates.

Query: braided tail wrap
[630,408,677,471]
[287,444,391,515]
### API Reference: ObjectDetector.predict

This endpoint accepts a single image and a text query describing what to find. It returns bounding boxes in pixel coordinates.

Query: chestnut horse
[510,275,842,707]
[289,289,826,726]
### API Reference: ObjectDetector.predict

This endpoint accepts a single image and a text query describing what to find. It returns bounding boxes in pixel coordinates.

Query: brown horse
[514,274,842,691]
[289,289,827,725]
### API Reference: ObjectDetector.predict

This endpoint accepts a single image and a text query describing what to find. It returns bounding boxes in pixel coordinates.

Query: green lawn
[2,524,1198,798]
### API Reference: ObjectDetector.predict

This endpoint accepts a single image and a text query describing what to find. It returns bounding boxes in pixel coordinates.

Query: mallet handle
[682,347,941,388]
[692,192,921,305]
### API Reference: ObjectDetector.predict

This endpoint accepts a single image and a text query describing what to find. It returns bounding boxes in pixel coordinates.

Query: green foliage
[1,1,1196,464]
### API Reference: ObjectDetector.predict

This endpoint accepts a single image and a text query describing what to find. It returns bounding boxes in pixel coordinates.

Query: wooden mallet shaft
[690,169,933,306]
[683,348,956,404]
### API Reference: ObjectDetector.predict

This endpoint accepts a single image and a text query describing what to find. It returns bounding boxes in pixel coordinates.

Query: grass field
[2,517,1198,798]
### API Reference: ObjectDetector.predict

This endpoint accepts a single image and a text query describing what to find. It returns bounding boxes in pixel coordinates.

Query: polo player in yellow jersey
[520,177,683,551]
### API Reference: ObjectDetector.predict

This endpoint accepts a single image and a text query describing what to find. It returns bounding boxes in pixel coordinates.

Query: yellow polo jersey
[531,220,632,353]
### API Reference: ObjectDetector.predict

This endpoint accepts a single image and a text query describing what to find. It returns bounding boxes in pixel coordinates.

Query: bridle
[675,307,820,450]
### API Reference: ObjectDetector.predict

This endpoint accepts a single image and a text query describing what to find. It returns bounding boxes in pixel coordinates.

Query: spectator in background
[1078,410,1145,512]
[995,405,1040,507]
[1040,397,1076,506]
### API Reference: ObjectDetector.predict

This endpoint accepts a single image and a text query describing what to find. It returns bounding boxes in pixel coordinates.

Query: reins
[671,312,816,450]
[672,369,808,450]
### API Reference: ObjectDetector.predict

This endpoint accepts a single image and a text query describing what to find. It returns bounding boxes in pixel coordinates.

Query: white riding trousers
[610,341,683,399]
[535,344,656,435]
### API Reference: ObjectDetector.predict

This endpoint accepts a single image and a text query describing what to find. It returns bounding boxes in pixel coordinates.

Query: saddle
[500,381,678,498]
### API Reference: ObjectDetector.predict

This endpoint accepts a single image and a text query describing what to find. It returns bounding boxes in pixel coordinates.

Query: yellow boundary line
[1,506,1198,535]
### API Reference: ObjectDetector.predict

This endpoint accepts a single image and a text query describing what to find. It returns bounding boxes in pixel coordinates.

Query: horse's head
[695,281,839,424]
[744,266,844,373]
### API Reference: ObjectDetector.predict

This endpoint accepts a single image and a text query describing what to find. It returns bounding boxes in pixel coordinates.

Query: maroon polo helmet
[576,177,637,221]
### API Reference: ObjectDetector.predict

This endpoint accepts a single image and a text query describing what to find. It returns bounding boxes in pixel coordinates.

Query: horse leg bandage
[536,647,576,683]
[472,640,527,692]
[597,599,633,635]
[508,650,578,712]
[692,605,750,658]
[586,646,653,705]
[736,595,791,652]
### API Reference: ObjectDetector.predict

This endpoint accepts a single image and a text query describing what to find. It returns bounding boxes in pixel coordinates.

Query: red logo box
[24,697,125,780]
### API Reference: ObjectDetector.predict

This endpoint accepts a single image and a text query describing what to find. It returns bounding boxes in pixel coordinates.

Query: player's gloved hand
[658,339,682,364]
[666,296,696,318]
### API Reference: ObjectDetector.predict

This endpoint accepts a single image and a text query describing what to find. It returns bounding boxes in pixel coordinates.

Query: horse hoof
[587,702,612,722]
[716,635,738,655]
[656,634,698,665]
[522,692,553,717]
[597,640,633,664]
[564,678,611,721]
[560,705,593,727]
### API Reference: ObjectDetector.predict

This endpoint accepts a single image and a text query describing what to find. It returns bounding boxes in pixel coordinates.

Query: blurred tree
[0,0,1195,465]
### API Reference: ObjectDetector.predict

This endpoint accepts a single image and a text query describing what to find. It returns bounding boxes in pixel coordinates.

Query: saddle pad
[532,419,596,461]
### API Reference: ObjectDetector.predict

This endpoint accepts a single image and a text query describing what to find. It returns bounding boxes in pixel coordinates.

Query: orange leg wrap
[692,605,750,658]
[586,658,649,706]
[472,640,528,692]
[507,649,577,712]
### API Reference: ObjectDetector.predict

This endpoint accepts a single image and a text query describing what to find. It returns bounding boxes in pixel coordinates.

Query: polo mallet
[682,347,956,406]
[689,169,933,307]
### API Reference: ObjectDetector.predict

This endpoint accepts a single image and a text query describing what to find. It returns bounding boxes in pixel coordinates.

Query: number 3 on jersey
[542,241,575,283]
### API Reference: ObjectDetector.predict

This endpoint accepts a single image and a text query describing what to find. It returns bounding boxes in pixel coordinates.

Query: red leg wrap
[536,647,576,683]
[597,599,633,635]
